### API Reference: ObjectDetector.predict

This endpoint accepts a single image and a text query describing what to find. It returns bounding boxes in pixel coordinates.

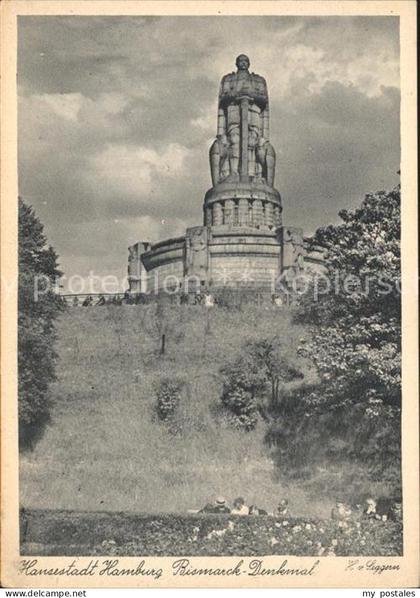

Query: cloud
[36,92,84,121]
[89,142,191,196]
[274,82,400,231]
[17,16,400,287]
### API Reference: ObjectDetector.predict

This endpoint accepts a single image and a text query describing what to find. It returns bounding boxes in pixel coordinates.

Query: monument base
[127,222,323,296]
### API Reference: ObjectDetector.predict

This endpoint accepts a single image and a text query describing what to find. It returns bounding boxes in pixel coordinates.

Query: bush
[155,377,183,424]
[219,336,307,430]
[220,350,267,430]
[18,199,64,449]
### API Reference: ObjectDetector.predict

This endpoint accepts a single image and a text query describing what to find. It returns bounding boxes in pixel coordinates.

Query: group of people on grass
[198,496,289,517]
[331,497,402,523]
[70,294,126,306]
[197,496,402,522]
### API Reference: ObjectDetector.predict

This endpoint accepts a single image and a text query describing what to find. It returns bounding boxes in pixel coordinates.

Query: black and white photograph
[1,0,418,589]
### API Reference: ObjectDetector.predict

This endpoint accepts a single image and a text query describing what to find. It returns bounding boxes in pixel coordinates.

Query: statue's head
[236,54,250,71]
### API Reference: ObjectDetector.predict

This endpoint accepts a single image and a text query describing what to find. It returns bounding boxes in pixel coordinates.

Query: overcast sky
[18,16,400,289]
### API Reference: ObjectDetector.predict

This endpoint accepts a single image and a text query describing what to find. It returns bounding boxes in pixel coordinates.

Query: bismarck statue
[209,54,276,186]
[204,55,282,229]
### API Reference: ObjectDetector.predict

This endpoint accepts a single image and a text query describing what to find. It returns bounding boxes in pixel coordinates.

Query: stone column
[128,242,150,294]
[205,206,212,226]
[233,202,239,226]
[265,201,274,227]
[238,198,249,226]
[213,202,223,225]
[253,199,263,227]
[274,205,281,227]
[224,199,235,225]
[248,203,254,227]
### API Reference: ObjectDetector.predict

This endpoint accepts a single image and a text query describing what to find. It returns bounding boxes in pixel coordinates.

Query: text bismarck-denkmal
[171,558,320,576]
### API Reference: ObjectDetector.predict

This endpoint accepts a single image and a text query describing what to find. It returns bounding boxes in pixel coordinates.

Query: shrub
[219,336,307,430]
[18,198,64,450]
[155,377,183,424]
[219,349,267,430]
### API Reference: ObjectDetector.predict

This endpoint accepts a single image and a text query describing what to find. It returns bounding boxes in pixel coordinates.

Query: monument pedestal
[204,178,282,229]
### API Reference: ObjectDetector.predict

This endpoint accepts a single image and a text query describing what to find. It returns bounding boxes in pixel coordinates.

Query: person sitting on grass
[363,498,378,519]
[275,498,289,517]
[249,504,268,516]
[331,500,352,521]
[194,290,203,306]
[389,501,402,522]
[204,291,215,308]
[199,496,230,514]
[376,496,400,522]
[82,295,93,307]
[230,497,249,516]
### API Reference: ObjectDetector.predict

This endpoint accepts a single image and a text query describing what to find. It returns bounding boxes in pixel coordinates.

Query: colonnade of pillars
[206,198,281,228]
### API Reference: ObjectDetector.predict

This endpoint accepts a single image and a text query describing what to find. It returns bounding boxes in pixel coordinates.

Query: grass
[20,303,398,521]
[21,304,325,516]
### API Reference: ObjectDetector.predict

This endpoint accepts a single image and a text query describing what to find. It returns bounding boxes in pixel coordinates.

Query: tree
[247,337,305,408]
[299,186,401,410]
[219,336,307,430]
[220,350,267,430]
[274,185,401,489]
[18,198,64,449]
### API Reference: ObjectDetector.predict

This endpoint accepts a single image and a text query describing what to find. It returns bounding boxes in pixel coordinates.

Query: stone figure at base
[256,138,276,186]
[209,134,230,186]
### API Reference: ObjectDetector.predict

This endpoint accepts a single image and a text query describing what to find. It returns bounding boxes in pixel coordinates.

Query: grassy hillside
[20,303,393,518]
[20,303,327,516]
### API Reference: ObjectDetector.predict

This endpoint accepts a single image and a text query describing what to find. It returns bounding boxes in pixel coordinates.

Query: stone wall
[135,236,185,294]
[209,255,279,289]
[145,258,185,294]
[128,225,323,295]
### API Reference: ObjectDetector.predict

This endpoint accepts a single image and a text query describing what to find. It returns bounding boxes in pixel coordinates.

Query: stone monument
[206,53,281,229]
[127,56,323,297]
